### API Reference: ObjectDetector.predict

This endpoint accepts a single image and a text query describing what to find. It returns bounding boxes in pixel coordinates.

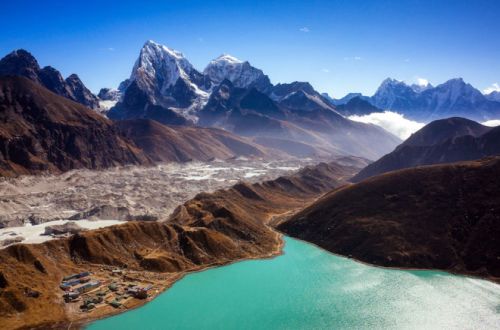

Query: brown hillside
[0,76,150,177]
[0,159,361,329]
[279,157,500,282]
[114,119,270,162]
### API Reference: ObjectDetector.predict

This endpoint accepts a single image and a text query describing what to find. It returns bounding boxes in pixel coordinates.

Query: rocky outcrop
[0,76,151,177]
[43,222,83,236]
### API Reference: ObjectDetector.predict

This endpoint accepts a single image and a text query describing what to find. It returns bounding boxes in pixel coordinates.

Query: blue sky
[1,0,499,97]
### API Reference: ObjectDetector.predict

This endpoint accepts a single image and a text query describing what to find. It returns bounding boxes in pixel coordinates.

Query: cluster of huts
[60,269,153,312]
[61,271,101,302]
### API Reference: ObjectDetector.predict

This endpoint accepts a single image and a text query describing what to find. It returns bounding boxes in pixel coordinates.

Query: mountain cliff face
[108,41,211,125]
[0,76,150,177]
[0,50,100,109]
[204,54,272,93]
[352,117,497,181]
[279,157,500,282]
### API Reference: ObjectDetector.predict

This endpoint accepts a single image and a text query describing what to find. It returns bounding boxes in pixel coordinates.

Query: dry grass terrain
[279,157,500,283]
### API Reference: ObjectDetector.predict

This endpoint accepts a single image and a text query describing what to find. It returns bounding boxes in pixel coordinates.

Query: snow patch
[0,220,125,248]
[98,99,118,110]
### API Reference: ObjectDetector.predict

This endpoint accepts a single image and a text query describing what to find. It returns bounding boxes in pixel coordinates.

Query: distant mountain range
[329,78,500,122]
[352,117,500,181]
[4,42,500,164]
[106,40,400,160]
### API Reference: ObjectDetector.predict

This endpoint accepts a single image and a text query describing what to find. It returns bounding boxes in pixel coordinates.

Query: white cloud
[349,111,425,140]
[299,27,310,32]
[107,47,115,51]
[482,119,500,127]
[344,56,362,61]
[483,83,500,94]
[321,68,330,73]
[416,77,429,86]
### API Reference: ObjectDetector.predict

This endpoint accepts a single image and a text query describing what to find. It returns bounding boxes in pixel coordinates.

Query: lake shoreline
[86,236,500,329]
[81,231,500,329]
[71,230,286,330]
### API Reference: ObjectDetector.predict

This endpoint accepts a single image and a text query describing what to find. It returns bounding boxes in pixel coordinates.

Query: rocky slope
[0,159,361,329]
[279,157,500,282]
[114,119,270,162]
[0,49,100,109]
[352,117,497,181]
[108,40,210,125]
[0,76,150,177]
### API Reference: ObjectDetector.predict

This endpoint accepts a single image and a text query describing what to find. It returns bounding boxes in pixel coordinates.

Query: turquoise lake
[88,237,500,329]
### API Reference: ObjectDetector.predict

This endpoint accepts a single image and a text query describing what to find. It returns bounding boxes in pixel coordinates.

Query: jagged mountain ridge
[0,49,100,109]
[108,40,211,124]
[109,41,400,160]
[198,79,400,159]
[331,78,500,122]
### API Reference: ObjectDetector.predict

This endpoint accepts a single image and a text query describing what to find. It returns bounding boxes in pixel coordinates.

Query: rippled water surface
[88,237,500,329]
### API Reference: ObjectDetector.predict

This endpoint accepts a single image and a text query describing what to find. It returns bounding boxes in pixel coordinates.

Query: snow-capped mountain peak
[214,54,243,64]
[429,78,484,107]
[411,79,433,93]
[130,40,196,93]
[204,54,271,92]
[371,78,417,109]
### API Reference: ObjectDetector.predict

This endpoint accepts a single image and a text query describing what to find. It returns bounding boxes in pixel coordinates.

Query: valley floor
[0,158,311,231]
